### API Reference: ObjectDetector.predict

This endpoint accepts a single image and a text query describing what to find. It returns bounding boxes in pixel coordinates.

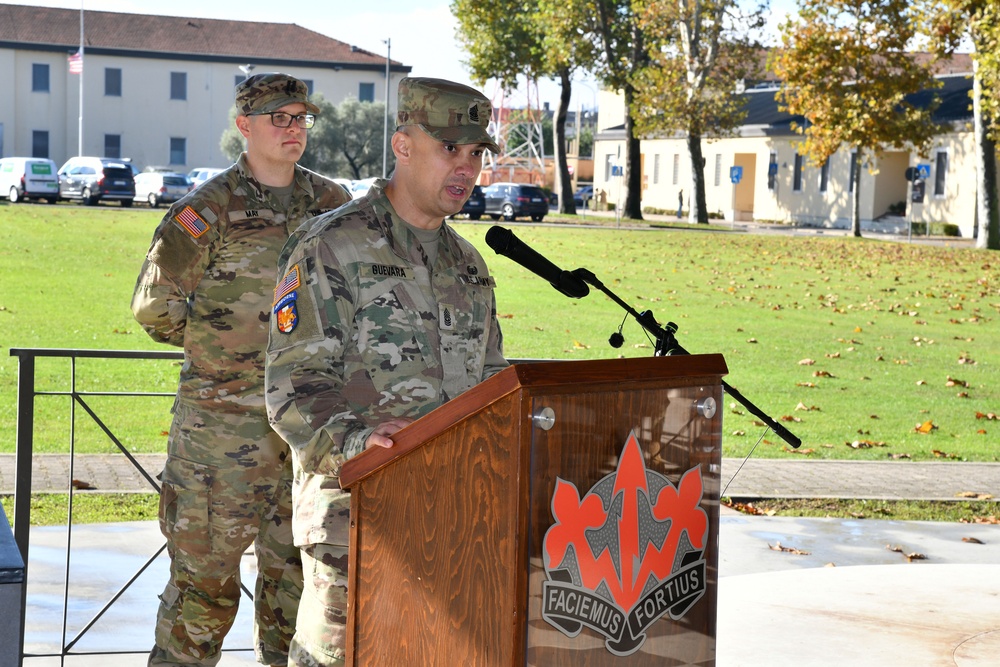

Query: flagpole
[77,1,84,156]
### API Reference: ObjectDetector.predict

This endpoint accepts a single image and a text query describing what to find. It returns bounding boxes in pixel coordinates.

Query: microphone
[485,226,590,299]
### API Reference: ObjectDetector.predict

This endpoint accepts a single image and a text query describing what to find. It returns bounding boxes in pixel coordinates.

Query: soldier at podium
[265,77,509,666]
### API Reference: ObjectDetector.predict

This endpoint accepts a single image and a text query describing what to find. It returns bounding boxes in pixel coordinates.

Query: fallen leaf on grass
[722,499,774,516]
[945,376,968,388]
[784,446,815,454]
[732,430,746,436]
[914,420,937,434]
[962,537,985,544]
[780,415,802,422]
[957,391,970,398]
[795,402,820,411]
[769,542,810,555]
[796,382,818,388]
[747,337,758,344]
[887,453,911,459]
[976,412,998,420]
[572,340,590,349]
[798,358,816,365]
[886,544,927,561]
[916,380,927,385]
[813,370,835,378]
[955,491,993,500]
[932,449,959,459]
[958,353,976,365]
[961,516,999,525]
[870,414,880,419]
[848,439,887,449]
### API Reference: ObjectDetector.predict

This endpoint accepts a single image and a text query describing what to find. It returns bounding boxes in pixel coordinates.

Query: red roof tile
[0,4,399,66]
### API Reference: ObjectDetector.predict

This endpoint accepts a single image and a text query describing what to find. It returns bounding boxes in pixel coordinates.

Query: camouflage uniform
[133,138,350,665]
[266,94,506,662]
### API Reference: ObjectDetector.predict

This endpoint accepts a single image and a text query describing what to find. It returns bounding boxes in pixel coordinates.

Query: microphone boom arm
[571,268,801,449]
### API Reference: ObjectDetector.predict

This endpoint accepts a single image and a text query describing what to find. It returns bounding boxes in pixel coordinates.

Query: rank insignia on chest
[274,294,298,334]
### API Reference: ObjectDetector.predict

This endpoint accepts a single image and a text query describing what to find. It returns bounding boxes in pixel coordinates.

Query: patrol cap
[396,77,500,154]
[235,72,320,116]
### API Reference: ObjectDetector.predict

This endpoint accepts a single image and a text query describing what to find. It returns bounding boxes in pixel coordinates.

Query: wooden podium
[339,354,726,666]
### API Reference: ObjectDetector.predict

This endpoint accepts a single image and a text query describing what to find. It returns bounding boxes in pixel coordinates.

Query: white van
[0,157,60,203]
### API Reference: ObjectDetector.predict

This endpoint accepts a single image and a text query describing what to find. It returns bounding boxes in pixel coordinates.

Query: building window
[767,152,777,191]
[819,158,830,193]
[849,152,858,192]
[169,137,187,165]
[653,154,660,185]
[32,131,49,158]
[714,154,722,187]
[359,82,375,102]
[302,79,314,95]
[793,153,804,192]
[170,72,187,100]
[235,74,246,88]
[672,154,680,185]
[934,151,948,196]
[105,68,122,96]
[32,63,50,92]
[105,134,121,158]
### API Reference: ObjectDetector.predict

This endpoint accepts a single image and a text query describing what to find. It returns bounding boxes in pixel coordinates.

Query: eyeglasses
[251,112,316,129]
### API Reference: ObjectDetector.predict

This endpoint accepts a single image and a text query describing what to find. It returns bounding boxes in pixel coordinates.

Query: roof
[742,73,974,134]
[596,74,974,140]
[0,4,407,71]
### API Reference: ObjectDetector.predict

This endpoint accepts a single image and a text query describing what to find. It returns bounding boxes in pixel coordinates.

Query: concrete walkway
[3,453,999,501]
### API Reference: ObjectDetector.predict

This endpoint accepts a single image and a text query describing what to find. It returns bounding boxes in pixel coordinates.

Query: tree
[633,0,767,224]
[451,0,593,215]
[220,95,390,180]
[928,0,1000,250]
[581,0,651,220]
[773,0,942,237]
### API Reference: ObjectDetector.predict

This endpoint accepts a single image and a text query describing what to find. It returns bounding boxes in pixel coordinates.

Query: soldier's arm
[265,240,371,479]
[482,289,508,381]
[131,204,216,346]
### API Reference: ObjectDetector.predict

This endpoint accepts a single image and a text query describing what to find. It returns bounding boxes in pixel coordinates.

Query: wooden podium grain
[339,354,726,666]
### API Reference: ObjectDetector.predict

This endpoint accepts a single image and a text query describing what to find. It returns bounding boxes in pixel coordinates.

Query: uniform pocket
[159,456,215,556]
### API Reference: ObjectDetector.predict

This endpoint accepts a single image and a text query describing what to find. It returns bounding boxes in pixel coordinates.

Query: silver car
[134,172,192,208]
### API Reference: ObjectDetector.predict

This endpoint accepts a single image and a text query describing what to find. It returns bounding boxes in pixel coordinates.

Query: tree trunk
[623,85,644,220]
[554,70,577,215]
[851,150,863,237]
[973,62,999,250]
[687,132,708,224]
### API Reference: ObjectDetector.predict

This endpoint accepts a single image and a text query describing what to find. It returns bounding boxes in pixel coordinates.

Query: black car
[57,157,135,206]
[456,185,485,220]
[482,182,547,222]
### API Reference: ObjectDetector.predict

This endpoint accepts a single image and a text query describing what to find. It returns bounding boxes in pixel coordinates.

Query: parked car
[187,167,225,189]
[454,185,485,220]
[350,177,377,199]
[573,184,594,208]
[57,157,135,206]
[482,182,548,222]
[0,157,59,203]
[134,171,192,208]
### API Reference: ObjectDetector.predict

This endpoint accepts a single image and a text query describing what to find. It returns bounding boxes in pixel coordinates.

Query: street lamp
[238,64,255,79]
[382,38,391,179]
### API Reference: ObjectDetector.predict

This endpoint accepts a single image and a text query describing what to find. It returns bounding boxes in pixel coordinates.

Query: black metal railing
[7,348,257,664]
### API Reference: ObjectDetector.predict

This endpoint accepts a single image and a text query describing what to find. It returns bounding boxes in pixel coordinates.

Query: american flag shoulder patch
[274,265,301,305]
[174,206,209,238]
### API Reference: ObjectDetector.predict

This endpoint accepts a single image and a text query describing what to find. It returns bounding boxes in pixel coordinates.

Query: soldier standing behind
[132,72,351,667]
[264,77,509,665]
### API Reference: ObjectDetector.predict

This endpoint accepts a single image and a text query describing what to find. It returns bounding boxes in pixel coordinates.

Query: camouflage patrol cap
[396,77,500,154]
[235,72,320,116]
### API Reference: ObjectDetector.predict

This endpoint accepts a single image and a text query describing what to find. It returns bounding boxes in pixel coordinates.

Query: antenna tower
[485,75,546,186]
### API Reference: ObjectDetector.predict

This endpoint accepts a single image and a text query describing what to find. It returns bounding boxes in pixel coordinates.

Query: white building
[0,4,410,171]
[594,68,994,239]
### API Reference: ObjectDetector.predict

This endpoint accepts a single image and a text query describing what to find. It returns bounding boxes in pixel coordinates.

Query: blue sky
[12,0,797,110]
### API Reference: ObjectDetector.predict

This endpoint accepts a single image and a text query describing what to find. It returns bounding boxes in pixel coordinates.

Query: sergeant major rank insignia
[273,265,301,334]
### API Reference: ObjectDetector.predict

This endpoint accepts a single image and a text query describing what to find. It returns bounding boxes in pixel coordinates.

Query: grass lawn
[1,202,998,462]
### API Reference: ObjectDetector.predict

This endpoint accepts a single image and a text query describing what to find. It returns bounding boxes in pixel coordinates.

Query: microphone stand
[571,268,801,449]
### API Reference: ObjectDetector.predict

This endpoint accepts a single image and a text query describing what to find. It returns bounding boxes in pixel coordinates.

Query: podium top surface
[339,354,727,489]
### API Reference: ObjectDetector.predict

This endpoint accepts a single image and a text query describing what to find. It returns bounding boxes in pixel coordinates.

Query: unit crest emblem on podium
[541,430,708,656]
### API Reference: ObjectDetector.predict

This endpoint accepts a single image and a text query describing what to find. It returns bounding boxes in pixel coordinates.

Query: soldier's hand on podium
[366,418,412,450]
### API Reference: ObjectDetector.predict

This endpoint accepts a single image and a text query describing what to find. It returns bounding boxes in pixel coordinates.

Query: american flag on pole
[68,51,83,74]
